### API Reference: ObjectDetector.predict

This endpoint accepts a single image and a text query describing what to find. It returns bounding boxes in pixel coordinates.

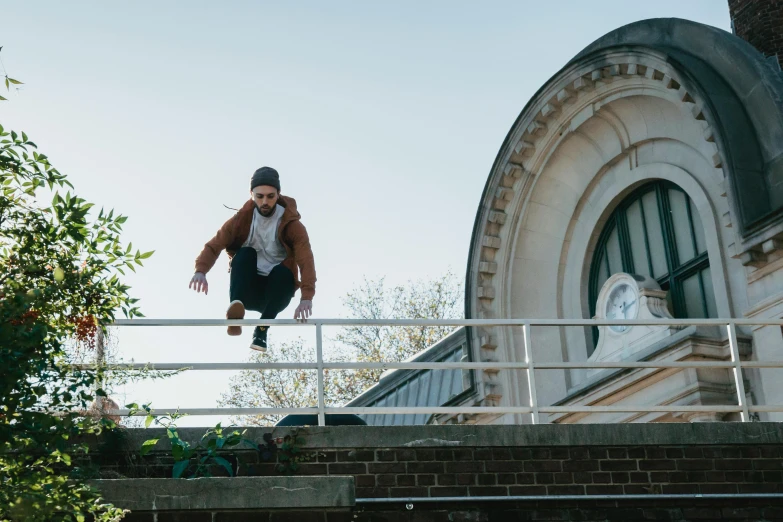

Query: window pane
[606,226,622,276]
[625,200,651,278]
[701,266,718,318]
[691,203,708,255]
[669,189,696,264]
[641,191,668,278]
[593,249,609,307]
[682,273,706,318]
[601,249,610,283]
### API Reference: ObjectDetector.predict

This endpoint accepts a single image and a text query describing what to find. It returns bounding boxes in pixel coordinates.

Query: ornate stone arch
[464,18,783,419]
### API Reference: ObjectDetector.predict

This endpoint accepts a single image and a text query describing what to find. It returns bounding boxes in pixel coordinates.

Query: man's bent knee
[269,263,294,279]
[266,264,296,303]
[232,247,257,264]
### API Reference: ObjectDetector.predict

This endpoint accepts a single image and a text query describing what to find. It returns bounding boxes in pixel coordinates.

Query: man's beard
[257,205,275,217]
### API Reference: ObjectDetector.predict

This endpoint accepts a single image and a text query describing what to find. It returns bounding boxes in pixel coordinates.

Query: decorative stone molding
[740,249,767,268]
[551,326,752,424]
[466,50,728,415]
[737,232,783,269]
[473,54,724,304]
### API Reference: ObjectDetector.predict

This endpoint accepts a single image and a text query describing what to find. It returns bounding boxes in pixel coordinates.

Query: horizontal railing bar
[108,318,783,327]
[732,361,783,368]
[72,363,320,371]
[537,361,783,369]
[70,361,783,371]
[541,405,742,413]
[93,317,783,423]
[113,405,783,416]
[744,405,783,412]
[356,493,783,503]
[536,362,736,369]
[117,407,534,416]
[549,406,782,413]
[347,405,753,414]
[119,407,320,416]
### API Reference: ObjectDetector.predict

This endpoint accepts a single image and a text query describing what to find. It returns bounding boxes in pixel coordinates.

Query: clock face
[605,282,638,333]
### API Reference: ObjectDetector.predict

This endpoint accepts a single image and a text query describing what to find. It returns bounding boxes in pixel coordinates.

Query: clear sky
[1,1,731,426]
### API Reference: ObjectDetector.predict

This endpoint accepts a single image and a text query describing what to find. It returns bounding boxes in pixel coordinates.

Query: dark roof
[346,328,475,426]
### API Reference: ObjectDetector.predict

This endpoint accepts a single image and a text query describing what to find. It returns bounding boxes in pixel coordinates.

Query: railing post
[522,322,540,424]
[316,323,326,427]
[727,322,750,422]
[94,328,106,416]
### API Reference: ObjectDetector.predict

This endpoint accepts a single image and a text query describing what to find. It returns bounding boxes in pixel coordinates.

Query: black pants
[230,247,295,320]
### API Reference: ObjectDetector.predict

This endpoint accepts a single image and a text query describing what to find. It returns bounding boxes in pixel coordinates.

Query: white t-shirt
[242,204,287,276]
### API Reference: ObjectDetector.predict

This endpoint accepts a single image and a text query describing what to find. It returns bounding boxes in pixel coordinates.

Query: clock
[589,273,678,370]
[604,280,639,333]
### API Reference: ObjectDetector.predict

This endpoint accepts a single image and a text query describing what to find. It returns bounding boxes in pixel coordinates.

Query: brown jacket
[194,195,316,301]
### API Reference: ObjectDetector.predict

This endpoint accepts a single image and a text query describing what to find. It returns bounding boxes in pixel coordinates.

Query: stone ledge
[89,476,354,511]
[102,423,783,452]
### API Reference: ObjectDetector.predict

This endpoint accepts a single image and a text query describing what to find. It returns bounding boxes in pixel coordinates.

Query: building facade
[351,8,783,426]
[464,13,783,424]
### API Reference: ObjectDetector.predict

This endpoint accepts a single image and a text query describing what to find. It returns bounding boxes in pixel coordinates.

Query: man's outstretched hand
[295,300,312,322]
[189,272,209,294]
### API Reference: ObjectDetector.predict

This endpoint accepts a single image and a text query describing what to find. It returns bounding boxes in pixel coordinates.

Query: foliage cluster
[129,405,314,477]
[127,404,256,479]
[1,97,150,520]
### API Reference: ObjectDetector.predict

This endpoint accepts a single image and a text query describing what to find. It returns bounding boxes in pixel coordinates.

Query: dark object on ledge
[275,414,367,427]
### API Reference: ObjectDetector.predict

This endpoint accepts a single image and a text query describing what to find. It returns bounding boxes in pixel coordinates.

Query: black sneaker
[250,326,268,352]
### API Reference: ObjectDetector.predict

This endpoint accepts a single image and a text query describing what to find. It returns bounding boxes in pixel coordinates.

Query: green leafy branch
[1,122,154,319]
[126,403,257,479]
[0,46,23,101]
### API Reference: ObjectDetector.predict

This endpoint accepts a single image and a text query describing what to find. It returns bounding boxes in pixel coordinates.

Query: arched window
[588,181,717,351]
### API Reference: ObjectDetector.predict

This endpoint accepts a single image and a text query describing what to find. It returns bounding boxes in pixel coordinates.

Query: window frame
[588,181,713,350]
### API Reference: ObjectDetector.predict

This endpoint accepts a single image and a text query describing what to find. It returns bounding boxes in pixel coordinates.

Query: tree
[219,271,463,426]
[1,57,151,520]
[335,271,463,387]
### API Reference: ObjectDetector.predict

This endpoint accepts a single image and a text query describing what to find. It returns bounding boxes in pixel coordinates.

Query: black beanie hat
[250,167,281,192]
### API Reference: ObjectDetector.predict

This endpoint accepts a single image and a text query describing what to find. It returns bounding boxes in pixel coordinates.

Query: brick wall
[93,444,783,499]
[81,423,783,522]
[83,424,783,521]
[729,0,783,70]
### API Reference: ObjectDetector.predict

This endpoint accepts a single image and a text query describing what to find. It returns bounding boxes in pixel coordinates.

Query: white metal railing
[79,318,783,426]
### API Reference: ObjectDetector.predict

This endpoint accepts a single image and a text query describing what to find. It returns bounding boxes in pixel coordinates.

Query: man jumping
[189,167,316,351]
